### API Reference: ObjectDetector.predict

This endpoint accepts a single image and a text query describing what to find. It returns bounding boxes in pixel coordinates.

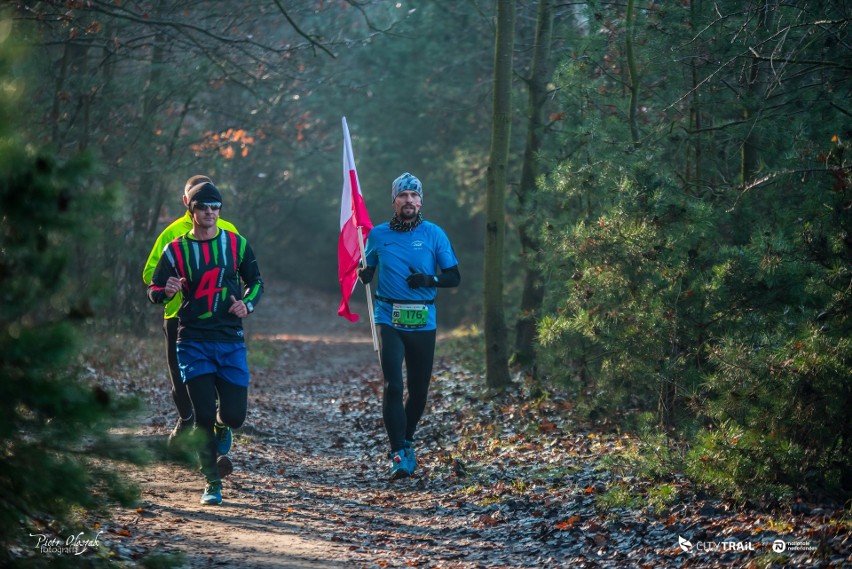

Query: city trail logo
[677,535,754,553]
[30,531,103,556]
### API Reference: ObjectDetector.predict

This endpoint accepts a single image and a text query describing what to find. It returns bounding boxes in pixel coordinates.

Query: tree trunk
[484,0,515,390]
[513,0,553,375]
[118,0,168,325]
[625,0,641,147]
[741,3,771,185]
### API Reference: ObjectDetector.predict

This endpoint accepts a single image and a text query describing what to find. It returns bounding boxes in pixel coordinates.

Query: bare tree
[513,0,554,377]
[484,0,515,390]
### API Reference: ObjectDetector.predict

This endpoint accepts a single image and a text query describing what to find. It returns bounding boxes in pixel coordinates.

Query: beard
[398,205,419,221]
[390,208,423,232]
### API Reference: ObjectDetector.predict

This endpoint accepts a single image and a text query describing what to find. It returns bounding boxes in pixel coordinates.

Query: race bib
[391,303,429,329]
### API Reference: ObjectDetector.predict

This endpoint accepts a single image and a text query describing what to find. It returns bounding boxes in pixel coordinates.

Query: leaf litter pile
[82,285,849,568]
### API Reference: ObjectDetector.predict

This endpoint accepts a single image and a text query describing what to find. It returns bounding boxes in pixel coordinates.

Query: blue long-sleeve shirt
[364,221,458,331]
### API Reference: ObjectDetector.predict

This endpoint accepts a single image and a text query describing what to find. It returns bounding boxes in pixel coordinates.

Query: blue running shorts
[177,341,250,387]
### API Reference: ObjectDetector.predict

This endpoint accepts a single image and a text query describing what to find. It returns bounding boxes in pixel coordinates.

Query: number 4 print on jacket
[148,229,263,343]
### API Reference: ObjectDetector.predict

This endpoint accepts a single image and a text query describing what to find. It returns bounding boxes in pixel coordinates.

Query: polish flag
[337,117,373,322]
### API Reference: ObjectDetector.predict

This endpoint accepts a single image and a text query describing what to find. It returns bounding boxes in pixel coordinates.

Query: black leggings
[164,318,193,420]
[379,325,437,453]
[185,374,247,479]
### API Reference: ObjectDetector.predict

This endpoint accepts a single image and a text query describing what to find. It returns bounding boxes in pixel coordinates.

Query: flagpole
[357,225,379,354]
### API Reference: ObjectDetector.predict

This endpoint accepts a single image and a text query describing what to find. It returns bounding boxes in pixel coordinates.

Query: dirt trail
[109,284,398,568]
[99,282,851,569]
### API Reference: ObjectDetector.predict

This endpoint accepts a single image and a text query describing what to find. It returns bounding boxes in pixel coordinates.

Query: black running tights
[185,374,247,479]
[379,325,437,453]
[164,318,193,420]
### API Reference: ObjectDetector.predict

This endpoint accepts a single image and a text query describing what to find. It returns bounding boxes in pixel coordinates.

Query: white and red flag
[337,116,373,322]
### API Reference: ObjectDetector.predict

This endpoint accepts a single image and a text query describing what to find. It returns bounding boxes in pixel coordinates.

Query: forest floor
[80,283,849,568]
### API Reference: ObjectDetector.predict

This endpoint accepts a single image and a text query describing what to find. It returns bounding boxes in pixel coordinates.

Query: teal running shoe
[390,449,411,480]
[214,423,232,455]
[403,440,417,474]
[200,479,222,505]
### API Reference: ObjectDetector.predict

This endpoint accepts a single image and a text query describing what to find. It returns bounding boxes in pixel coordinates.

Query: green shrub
[0,32,176,567]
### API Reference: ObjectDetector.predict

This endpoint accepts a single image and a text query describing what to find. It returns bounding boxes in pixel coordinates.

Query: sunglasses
[193,202,221,212]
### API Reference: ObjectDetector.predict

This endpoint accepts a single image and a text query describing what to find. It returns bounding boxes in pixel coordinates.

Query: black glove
[406,266,436,289]
[358,265,375,284]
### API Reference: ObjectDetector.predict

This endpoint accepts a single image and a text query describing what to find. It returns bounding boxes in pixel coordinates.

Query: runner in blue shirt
[360,172,460,479]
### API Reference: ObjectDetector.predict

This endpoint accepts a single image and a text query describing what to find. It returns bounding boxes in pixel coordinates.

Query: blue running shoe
[214,423,232,455]
[390,449,411,480]
[200,479,222,505]
[403,440,417,475]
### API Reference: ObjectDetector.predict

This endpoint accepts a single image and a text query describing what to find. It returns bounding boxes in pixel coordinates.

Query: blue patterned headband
[391,172,423,202]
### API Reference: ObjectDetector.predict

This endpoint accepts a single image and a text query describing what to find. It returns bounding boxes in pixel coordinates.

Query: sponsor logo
[772,539,817,553]
[412,240,424,248]
[678,535,816,556]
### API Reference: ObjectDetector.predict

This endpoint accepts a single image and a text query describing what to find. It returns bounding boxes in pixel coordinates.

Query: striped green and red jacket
[142,211,239,319]
[148,229,263,343]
